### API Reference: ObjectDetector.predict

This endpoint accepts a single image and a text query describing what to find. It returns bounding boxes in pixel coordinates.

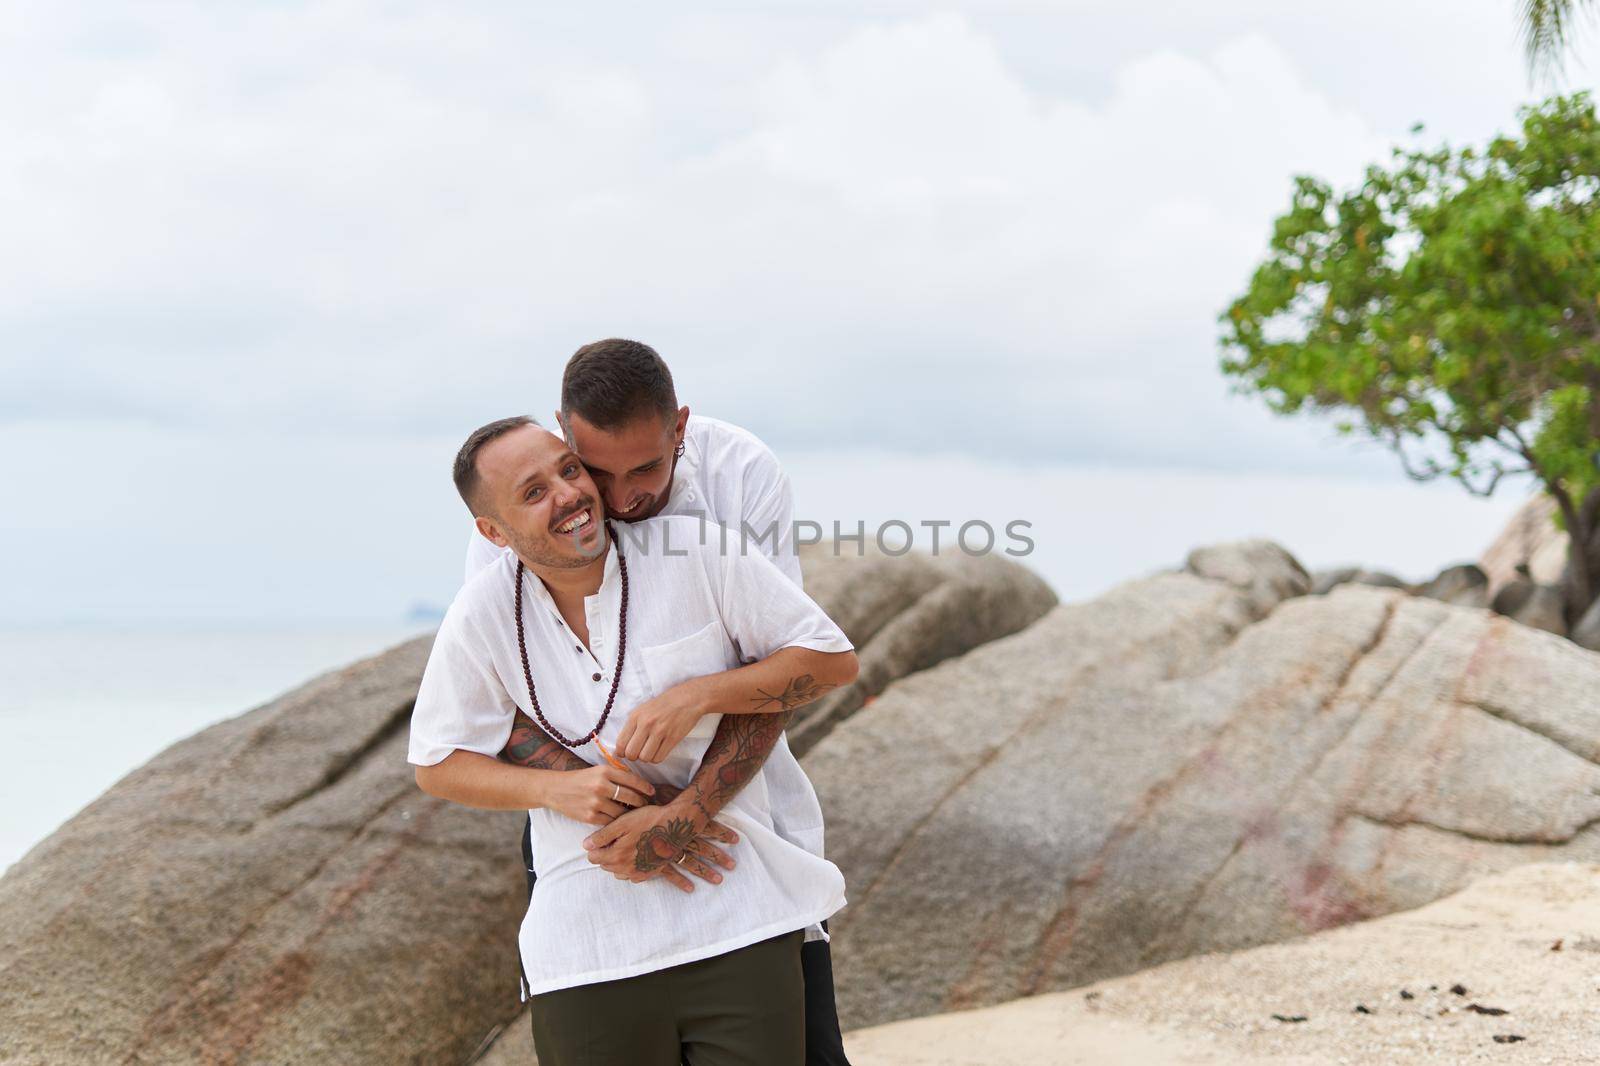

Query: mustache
[549,496,598,534]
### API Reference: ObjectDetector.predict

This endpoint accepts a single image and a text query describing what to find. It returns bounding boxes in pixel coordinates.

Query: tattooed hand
[636,816,699,870]
[581,799,740,893]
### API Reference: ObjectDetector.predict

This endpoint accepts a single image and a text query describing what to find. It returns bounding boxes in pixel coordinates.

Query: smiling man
[463,339,858,1066]
[464,339,798,583]
[412,418,858,1064]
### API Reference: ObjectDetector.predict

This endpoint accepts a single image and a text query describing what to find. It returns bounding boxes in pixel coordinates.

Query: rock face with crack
[807,543,1600,1031]
[0,548,1054,1065]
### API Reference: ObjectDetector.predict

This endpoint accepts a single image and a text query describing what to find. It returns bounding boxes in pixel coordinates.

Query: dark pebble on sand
[1450,983,1468,996]
[1466,1004,1508,1016]
[1353,1004,1374,1014]
[1399,989,1414,1000]
[1492,1034,1526,1044]
[1271,1014,1308,1023]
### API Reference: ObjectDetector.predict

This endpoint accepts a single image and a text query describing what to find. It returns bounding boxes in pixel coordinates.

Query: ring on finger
[611,784,621,801]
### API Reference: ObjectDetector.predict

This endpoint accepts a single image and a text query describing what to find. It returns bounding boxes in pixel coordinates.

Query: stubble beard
[504,519,608,570]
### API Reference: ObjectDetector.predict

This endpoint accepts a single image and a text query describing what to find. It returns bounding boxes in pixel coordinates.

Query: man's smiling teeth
[555,508,592,534]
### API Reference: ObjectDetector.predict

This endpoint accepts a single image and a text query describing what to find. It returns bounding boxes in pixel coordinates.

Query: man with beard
[411,418,857,1064]
[465,339,855,1065]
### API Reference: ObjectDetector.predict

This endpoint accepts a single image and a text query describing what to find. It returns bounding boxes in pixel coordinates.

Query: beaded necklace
[513,521,630,753]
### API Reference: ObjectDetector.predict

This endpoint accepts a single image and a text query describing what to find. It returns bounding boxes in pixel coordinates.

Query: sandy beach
[843,862,1600,1065]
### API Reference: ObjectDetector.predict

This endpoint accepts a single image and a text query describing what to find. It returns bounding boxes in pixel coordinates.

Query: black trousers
[522,815,851,1066]
[529,930,805,1066]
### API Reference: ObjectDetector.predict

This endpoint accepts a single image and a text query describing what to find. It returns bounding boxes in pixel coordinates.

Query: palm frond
[1522,0,1597,76]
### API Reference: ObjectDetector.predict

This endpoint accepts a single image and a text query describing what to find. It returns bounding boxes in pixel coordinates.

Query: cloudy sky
[2,1,1587,623]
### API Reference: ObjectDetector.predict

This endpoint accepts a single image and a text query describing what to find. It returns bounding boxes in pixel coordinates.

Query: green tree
[1220,94,1600,626]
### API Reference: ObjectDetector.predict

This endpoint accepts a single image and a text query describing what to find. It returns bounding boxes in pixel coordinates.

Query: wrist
[666,783,716,829]
[523,767,560,810]
[678,674,716,718]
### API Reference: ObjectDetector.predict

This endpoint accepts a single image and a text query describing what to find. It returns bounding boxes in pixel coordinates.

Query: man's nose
[552,480,585,510]
[602,482,632,512]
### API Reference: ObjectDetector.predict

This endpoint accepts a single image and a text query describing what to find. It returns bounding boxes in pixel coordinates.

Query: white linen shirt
[463,416,830,871]
[410,515,852,996]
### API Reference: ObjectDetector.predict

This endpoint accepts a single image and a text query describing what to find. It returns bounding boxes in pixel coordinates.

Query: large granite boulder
[0,637,490,1066]
[807,545,1600,1030]
[1480,494,1568,597]
[0,549,1055,1066]
[1310,567,1407,595]
[1183,539,1310,616]
[1414,562,1489,608]
[1491,573,1569,635]
[790,545,1058,754]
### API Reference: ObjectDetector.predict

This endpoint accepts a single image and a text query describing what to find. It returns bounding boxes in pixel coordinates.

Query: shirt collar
[518,537,621,617]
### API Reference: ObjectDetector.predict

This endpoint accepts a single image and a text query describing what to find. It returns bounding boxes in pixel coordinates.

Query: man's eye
[563,464,579,477]
[526,487,543,501]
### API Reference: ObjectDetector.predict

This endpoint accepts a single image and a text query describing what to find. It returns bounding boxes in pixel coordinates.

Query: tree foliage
[1220,94,1600,619]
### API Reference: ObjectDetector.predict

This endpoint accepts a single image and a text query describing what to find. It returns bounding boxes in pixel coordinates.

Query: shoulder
[438,550,516,644]
[617,514,747,579]
[686,415,786,491]
[688,415,780,467]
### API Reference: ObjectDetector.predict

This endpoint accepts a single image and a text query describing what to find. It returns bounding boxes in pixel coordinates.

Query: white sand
[844,862,1600,1065]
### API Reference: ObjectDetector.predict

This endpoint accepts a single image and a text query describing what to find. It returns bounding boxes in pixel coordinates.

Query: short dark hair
[453,415,538,516]
[561,338,678,430]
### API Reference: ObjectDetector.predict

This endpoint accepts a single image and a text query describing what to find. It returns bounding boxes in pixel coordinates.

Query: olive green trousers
[528,929,806,1066]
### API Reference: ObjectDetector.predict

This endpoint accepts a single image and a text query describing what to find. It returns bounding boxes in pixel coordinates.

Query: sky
[1,1,1589,623]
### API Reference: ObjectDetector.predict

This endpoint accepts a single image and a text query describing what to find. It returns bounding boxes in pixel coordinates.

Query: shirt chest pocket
[637,621,733,740]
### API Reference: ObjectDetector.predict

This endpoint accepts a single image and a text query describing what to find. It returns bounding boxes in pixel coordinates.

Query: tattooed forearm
[500,709,590,771]
[685,708,793,819]
[634,816,699,872]
[750,673,837,713]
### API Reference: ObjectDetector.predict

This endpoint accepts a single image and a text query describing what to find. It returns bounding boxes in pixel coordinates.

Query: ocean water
[0,624,433,874]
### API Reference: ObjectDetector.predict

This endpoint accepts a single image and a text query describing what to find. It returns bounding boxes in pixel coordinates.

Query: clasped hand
[582,783,739,893]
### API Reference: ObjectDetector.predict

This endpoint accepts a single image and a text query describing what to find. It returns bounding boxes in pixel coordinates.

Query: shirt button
[591,672,603,682]
[574,645,583,653]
